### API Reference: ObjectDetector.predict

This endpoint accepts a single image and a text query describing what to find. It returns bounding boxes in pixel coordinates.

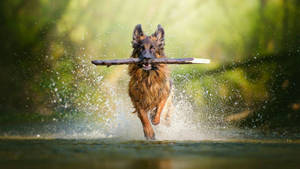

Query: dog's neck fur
[128,52,170,111]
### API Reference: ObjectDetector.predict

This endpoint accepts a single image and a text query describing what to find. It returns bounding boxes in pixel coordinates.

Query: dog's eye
[150,46,156,52]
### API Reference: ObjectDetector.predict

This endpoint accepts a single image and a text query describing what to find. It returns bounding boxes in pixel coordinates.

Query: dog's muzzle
[140,51,155,71]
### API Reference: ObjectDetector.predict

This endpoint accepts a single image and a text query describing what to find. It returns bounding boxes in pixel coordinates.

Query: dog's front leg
[137,109,155,140]
[151,96,168,125]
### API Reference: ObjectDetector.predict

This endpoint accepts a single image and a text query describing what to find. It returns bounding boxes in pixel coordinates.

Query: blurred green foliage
[0,0,299,128]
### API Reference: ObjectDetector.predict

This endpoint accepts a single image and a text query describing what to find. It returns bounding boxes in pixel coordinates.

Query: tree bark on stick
[91,58,210,67]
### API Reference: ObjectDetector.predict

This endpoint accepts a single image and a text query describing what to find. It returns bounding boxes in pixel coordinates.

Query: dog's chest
[129,70,170,108]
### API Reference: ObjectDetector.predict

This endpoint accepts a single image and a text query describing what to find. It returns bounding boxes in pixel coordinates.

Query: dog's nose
[144,54,152,59]
[143,51,154,59]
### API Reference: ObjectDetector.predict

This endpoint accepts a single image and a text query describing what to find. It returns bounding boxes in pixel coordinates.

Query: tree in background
[0,0,299,129]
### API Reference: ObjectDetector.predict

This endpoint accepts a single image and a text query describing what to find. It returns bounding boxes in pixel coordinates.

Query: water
[2,102,300,169]
[2,76,300,169]
[2,111,300,169]
[2,63,299,168]
[1,138,300,169]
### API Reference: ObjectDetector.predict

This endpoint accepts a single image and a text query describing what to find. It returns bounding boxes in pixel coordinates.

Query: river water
[1,127,300,169]
[1,81,300,169]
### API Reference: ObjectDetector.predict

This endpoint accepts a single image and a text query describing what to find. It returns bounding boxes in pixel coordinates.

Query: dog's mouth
[142,63,152,70]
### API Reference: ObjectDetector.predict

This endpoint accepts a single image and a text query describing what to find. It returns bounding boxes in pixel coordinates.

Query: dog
[128,24,172,140]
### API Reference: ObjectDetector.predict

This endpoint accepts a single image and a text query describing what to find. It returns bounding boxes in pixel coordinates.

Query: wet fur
[128,25,171,140]
[128,58,170,112]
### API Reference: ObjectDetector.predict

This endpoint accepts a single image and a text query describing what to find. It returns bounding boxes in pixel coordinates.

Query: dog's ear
[132,24,144,47]
[152,24,165,48]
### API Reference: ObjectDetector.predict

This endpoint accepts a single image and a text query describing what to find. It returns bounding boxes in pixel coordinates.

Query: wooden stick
[91,58,210,67]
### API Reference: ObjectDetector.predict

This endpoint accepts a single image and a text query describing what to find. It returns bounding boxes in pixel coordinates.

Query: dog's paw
[143,127,156,140]
[150,112,160,125]
[151,116,160,125]
[145,133,156,140]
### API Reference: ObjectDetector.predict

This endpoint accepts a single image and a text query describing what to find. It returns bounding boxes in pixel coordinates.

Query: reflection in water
[1,139,300,169]
[130,159,172,169]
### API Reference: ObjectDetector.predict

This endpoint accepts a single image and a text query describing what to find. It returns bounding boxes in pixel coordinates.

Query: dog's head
[131,24,165,71]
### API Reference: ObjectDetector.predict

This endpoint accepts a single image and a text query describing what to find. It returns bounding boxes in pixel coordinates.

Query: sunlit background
[0,0,300,137]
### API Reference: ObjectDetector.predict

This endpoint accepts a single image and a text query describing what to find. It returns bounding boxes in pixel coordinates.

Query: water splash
[2,63,296,141]
[46,77,221,141]
[43,59,215,140]
[22,54,267,141]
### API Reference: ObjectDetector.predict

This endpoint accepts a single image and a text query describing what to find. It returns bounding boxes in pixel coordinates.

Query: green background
[0,0,299,129]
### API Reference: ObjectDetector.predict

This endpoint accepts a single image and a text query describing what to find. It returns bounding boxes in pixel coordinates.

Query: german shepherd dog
[128,24,171,140]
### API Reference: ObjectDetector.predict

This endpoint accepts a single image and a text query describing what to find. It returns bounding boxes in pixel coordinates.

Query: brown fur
[128,24,171,140]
